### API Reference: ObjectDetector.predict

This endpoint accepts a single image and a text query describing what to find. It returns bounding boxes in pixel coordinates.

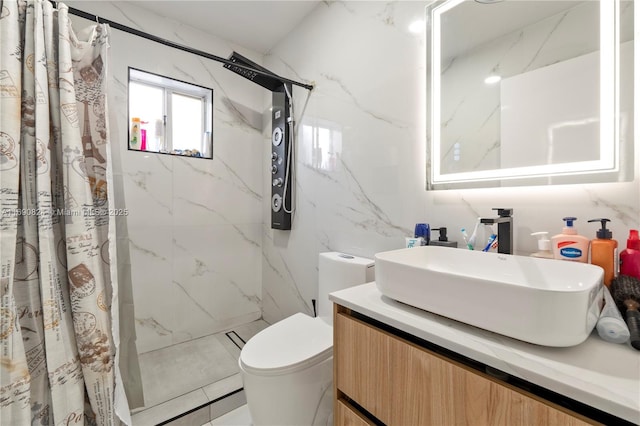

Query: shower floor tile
[232,319,270,343]
[132,319,269,425]
[138,333,239,407]
[208,404,252,425]
[215,319,270,359]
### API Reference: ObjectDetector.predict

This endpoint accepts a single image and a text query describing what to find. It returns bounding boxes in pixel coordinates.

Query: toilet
[239,252,375,426]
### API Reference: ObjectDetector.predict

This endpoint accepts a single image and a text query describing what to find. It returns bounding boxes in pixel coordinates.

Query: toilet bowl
[239,252,374,426]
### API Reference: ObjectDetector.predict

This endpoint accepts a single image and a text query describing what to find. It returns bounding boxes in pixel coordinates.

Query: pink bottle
[140,121,147,151]
[620,229,640,279]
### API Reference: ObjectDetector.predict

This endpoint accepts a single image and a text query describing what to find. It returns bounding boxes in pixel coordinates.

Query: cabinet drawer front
[335,310,597,426]
[335,313,391,423]
[335,399,376,426]
[392,343,596,426]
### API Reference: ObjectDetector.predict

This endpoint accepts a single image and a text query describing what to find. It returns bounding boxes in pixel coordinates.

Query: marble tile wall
[66,0,640,344]
[68,2,264,353]
[261,1,640,324]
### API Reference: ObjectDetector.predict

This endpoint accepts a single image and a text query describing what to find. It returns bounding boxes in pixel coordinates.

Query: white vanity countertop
[329,282,640,424]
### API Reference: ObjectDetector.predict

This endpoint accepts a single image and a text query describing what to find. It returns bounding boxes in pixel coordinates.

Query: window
[128,68,213,159]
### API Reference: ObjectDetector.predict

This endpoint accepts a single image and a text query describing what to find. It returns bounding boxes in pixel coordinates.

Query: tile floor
[130,320,269,425]
[207,404,252,425]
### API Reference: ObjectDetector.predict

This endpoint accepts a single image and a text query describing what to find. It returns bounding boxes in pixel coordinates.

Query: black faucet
[480,208,513,254]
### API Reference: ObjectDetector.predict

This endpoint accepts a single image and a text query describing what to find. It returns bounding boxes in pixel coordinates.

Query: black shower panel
[222,52,297,230]
[271,87,292,230]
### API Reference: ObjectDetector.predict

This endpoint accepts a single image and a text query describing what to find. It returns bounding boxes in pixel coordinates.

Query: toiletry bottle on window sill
[130,117,141,149]
[140,120,148,151]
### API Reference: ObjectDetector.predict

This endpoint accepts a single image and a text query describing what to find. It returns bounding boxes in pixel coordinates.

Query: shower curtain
[1,1,129,424]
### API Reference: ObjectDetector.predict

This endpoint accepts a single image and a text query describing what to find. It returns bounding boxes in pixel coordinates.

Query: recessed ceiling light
[484,75,502,85]
[408,19,425,34]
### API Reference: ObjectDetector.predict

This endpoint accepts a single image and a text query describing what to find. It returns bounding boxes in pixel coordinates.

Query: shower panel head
[223,51,283,92]
[223,51,294,230]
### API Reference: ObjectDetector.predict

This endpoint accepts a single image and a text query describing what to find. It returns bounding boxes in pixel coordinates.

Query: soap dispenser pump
[551,217,589,263]
[588,218,618,287]
[530,232,554,259]
[429,227,458,248]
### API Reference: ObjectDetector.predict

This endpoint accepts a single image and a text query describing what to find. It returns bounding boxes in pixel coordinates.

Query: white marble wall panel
[262,1,640,325]
[121,154,174,229]
[68,1,263,353]
[128,226,175,351]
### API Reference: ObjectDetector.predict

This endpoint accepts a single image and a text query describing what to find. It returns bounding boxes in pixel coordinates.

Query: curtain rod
[61,4,314,91]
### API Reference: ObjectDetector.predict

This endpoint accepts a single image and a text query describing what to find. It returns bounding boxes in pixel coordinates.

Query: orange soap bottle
[588,218,618,287]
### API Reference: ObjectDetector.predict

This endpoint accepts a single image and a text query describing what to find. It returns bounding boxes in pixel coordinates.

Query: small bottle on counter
[588,218,618,287]
[620,229,640,280]
[405,223,430,248]
[596,285,630,344]
[551,217,589,263]
[415,223,430,246]
[530,232,554,259]
[429,227,458,248]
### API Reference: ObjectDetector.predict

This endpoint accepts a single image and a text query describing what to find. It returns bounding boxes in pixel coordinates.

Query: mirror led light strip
[430,0,620,185]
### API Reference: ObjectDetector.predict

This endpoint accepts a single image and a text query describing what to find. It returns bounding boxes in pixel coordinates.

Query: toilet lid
[240,313,333,376]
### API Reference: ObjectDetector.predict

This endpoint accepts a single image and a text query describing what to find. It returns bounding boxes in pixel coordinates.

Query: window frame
[128,67,213,159]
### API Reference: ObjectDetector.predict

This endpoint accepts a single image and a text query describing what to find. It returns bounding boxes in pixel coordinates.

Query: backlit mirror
[426,0,634,189]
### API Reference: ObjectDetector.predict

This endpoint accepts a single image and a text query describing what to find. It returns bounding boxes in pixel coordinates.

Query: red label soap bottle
[620,229,640,280]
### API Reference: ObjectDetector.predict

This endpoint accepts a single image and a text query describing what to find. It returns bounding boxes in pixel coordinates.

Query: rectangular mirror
[426,0,634,189]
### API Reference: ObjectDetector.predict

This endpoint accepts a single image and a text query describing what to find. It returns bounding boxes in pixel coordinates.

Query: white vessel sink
[375,246,603,347]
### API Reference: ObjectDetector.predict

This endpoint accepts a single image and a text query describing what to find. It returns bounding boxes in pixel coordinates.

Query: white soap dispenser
[531,232,554,259]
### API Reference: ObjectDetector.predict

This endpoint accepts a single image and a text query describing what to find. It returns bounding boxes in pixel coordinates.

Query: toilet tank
[318,252,374,322]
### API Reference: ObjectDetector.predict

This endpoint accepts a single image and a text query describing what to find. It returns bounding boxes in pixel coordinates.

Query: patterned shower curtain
[1,1,128,424]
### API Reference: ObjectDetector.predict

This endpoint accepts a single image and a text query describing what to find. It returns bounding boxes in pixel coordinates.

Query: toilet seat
[240,313,333,376]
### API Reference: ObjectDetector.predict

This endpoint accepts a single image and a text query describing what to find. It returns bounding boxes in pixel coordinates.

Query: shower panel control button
[272,177,283,187]
[271,194,282,212]
[272,127,283,146]
[271,165,278,174]
[271,152,278,161]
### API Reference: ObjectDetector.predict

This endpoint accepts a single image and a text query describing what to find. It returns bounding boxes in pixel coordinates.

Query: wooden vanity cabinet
[334,305,599,426]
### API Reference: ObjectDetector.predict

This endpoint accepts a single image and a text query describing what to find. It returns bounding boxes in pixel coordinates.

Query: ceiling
[130,1,322,53]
